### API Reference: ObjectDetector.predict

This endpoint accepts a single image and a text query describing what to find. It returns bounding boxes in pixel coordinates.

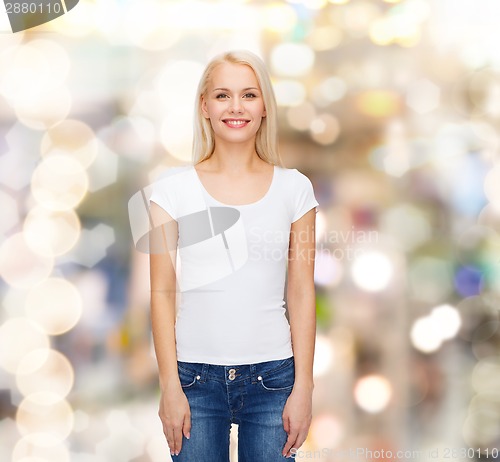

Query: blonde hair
[192,50,284,167]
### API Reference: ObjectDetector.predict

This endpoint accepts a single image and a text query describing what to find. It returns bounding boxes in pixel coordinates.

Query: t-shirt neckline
[192,164,277,207]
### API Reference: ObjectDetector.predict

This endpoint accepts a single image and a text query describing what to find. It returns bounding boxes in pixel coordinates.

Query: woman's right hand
[159,383,191,457]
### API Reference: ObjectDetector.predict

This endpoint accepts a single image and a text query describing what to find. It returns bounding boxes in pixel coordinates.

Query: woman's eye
[215,93,257,99]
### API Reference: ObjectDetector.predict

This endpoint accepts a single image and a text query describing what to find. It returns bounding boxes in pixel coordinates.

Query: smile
[223,119,250,128]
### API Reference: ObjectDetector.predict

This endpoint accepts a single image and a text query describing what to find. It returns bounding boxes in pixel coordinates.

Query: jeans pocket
[177,364,200,389]
[258,359,295,391]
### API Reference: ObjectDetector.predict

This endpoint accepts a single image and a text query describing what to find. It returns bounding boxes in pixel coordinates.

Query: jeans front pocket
[258,358,295,392]
[177,363,201,389]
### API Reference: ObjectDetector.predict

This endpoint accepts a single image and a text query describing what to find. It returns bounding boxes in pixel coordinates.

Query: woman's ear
[201,96,209,118]
[263,107,267,117]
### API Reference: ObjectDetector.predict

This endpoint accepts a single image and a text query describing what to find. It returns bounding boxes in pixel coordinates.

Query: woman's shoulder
[149,165,196,200]
[277,166,310,182]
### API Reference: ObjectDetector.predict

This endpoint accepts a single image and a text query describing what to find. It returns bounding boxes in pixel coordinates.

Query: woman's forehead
[209,62,260,88]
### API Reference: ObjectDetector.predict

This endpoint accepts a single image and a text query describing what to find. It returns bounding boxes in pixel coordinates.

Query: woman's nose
[229,99,243,114]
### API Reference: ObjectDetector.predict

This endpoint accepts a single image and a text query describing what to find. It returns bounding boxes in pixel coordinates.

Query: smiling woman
[192,50,279,166]
[147,50,319,462]
[200,63,266,149]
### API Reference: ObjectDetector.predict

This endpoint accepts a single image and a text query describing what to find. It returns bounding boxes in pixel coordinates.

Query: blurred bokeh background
[1,0,500,460]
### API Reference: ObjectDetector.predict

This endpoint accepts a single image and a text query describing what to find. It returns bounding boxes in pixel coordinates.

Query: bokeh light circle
[379,204,431,251]
[471,321,500,361]
[355,90,401,117]
[263,3,298,33]
[410,316,442,353]
[309,113,340,145]
[15,86,72,131]
[0,44,50,104]
[23,207,81,257]
[351,251,393,292]
[271,43,315,77]
[25,278,83,336]
[0,40,70,109]
[310,413,344,449]
[273,80,306,107]
[307,26,342,51]
[314,249,343,287]
[0,318,50,374]
[456,295,498,342]
[471,356,500,395]
[354,374,392,413]
[462,407,500,450]
[452,67,500,118]
[312,76,347,106]
[31,155,89,211]
[16,349,74,400]
[40,119,98,169]
[13,433,70,461]
[408,257,454,303]
[477,203,500,234]
[313,334,334,377]
[430,304,462,340]
[0,233,53,289]
[29,39,71,89]
[16,393,74,443]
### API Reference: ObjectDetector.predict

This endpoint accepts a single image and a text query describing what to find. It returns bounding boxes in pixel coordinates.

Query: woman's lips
[222,119,250,128]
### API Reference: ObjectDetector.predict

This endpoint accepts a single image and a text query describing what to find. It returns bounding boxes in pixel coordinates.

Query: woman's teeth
[224,120,248,127]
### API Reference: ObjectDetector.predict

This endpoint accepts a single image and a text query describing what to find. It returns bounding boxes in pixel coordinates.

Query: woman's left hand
[281,385,313,458]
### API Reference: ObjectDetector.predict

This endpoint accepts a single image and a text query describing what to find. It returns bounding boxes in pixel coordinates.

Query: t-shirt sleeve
[149,177,177,220]
[291,169,319,223]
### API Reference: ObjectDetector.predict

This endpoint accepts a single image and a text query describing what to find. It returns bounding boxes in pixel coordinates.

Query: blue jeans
[171,356,295,461]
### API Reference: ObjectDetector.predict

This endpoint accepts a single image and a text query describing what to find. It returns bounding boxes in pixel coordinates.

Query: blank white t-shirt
[149,164,319,365]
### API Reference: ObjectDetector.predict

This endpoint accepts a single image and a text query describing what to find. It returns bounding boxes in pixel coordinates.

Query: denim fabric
[171,356,295,461]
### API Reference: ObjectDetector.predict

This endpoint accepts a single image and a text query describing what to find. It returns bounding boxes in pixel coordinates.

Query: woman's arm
[282,206,317,458]
[149,201,190,456]
[287,207,317,390]
[149,201,180,391]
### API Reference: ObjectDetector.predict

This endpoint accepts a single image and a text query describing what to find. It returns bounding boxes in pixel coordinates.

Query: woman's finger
[282,429,299,458]
[172,422,185,455]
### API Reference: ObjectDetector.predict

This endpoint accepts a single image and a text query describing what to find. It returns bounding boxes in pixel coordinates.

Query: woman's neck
[203,140,265,173]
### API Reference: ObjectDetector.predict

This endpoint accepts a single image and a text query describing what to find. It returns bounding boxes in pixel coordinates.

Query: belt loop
[250,363,257,384]
[200,363,209,383]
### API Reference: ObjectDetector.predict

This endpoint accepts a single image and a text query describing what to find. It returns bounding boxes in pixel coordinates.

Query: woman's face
[201,62,266,147]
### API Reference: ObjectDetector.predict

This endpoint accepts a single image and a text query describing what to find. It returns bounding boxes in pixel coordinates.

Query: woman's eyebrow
[212,87,260,92]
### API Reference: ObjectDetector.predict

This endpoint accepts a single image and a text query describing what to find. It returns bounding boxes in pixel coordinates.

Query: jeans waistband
[177,356,294,385]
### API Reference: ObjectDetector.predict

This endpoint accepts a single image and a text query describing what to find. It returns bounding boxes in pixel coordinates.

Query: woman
[148,49,319,461]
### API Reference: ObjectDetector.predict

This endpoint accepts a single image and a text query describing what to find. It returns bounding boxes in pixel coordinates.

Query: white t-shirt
[149,164,319,365]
